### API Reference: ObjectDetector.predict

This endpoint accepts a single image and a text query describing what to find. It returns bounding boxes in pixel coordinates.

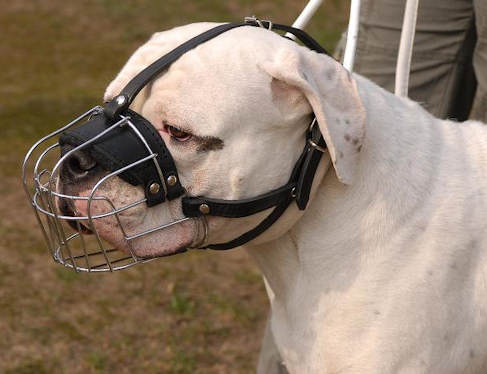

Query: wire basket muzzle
[22,106,191,272]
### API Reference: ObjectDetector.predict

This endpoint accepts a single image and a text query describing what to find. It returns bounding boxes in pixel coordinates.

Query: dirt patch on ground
[1,174,269,373]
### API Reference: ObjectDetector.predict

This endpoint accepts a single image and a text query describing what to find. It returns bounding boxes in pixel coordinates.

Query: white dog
[65,23,487,373]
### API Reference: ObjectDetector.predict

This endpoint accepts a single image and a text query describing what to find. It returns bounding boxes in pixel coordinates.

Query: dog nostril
[64,151,97,179]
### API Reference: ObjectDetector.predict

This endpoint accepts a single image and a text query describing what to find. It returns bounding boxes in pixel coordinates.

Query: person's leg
[472,0,487,121]
[353,0,477,120]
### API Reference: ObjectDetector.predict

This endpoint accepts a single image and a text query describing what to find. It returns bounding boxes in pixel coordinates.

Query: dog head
[58,22,366,258]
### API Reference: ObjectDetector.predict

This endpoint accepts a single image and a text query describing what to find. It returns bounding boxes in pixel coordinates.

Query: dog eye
[165,125,192,141]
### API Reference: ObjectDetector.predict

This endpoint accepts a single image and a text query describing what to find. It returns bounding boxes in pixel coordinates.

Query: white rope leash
[285,0,324,40]
[343,0,362,72]
[286,0,419,98]
[395,0,420,97]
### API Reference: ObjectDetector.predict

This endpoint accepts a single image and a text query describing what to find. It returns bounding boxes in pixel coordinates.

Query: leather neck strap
[183,117,326,250]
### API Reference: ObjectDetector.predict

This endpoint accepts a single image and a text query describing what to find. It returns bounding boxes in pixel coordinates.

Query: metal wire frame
[22,106,200,273]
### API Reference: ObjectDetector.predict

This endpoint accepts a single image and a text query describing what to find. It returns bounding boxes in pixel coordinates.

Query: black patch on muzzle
[59,109,185,206]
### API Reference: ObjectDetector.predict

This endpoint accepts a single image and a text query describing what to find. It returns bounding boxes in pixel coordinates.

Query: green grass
[169,288,197,316]
[87,351,108,373]
[0,1,348,372]
[5,360,51,374]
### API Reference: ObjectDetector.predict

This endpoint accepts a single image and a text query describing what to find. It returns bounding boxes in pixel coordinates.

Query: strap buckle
[244,16,273,30]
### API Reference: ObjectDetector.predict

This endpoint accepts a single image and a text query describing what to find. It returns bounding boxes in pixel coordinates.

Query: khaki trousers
[352,0,487,121]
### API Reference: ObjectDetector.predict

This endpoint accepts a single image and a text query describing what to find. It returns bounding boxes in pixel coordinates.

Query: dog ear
[261,46,366,184]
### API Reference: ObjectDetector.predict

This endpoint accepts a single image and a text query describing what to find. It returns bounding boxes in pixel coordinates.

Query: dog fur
[65,23,487,373]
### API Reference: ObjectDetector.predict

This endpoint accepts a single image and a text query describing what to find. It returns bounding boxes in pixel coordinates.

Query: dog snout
[60,146,97,183]
[59,196,75,217]
[58,195,93,234]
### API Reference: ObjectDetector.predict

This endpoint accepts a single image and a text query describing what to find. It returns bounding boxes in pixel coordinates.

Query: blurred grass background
[0,1,348,372]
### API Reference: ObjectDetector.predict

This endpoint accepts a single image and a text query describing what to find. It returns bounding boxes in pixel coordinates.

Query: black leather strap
[182,183,295,218]
[206,143,308,250]
[181,141,309,249]
[295,119,327,209]
[245,20,331,55]
[181,122,324,218]
[104,21,330,120]
[104,23,249,119]
[59,109,185,206]
[207,193,294,250]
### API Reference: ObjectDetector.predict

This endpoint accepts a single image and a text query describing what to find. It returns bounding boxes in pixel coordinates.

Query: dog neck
[247,73,440,303]
[245,75,465,371]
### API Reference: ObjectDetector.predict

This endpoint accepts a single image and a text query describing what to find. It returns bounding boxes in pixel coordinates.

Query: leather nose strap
[59,109,185,206]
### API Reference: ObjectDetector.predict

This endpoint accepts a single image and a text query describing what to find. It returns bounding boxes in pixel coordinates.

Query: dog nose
[60,146,97,182]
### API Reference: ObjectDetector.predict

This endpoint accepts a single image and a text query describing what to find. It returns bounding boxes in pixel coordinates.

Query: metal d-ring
[308,139,327,153]
[307,117,327,153]
[244,16,273,30]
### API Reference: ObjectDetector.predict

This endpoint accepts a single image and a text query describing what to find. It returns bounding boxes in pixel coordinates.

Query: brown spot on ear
[345,119,351,125]
[197,136,224,153]
[357,145,362,153]
[352,138,359,145]
[344,134,351,142]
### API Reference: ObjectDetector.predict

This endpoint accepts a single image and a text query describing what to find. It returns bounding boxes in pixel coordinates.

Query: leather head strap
[104,23,250,120]
[59,19,331,249]
[104,20,330,120]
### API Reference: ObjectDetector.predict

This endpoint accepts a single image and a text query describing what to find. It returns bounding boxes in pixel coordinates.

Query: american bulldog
[61,23,487,373]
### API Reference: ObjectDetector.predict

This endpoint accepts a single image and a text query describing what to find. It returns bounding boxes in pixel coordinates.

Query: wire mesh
[22,106,197,272]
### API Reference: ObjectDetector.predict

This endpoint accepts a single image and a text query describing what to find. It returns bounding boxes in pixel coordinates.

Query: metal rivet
[149,183,160,194]
[199,204,210,214]
[166,175,177,187]
[115,95,126,106]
